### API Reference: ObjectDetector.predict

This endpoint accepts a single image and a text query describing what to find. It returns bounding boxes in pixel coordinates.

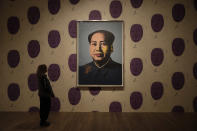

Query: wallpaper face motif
[0,0,197,112]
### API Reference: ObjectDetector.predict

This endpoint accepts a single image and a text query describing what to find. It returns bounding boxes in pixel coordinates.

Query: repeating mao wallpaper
[0,0,197,112]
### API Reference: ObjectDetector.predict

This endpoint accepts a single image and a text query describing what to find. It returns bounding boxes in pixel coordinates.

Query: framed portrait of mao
[77,21,123,87]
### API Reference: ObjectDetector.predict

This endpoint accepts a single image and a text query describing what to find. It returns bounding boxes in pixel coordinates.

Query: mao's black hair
[88,30,115,45]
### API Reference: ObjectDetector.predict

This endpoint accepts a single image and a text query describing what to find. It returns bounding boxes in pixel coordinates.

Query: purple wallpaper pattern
[27,6,40,25]
[48,64,60,81]
[7,50,20,68]
[8,83,20,101]
[7,16,20,34]
[28,40,40,58]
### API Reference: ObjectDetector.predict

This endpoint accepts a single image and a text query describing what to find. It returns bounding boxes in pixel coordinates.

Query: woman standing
[36,64,55,127]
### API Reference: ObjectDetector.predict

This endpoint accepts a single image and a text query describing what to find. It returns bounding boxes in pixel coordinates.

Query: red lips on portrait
[94,53,103,57]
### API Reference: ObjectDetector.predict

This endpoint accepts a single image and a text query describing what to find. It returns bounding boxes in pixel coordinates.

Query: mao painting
[77,21,123,87]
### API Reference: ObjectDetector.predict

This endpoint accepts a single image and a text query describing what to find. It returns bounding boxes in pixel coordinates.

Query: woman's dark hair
[36,64,47,77]
[88,30,115,45]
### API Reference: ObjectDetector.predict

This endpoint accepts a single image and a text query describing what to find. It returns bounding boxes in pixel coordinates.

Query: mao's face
[89,33,111,62]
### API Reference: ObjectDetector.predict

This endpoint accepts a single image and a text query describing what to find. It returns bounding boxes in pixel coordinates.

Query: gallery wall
[0,0,197,112]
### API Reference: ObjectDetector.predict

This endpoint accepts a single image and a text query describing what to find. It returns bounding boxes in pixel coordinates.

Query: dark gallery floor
[0,112,196,131]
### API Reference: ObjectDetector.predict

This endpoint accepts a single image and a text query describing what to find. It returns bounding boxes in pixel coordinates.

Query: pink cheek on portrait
[90,47,97,57]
